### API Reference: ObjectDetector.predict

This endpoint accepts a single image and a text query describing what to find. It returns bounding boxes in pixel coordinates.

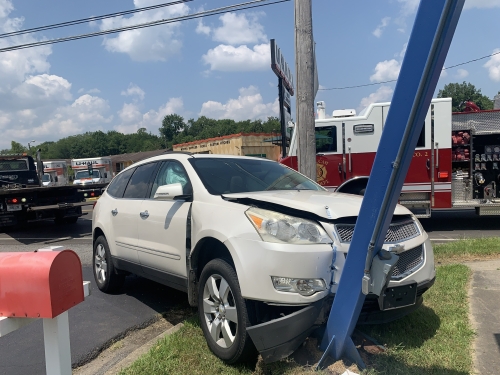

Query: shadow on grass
[358,305,440,349]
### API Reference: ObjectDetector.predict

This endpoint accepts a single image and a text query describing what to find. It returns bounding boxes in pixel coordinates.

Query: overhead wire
[0,0,290,53]
[0,0,193,40]
[319,49,500,91]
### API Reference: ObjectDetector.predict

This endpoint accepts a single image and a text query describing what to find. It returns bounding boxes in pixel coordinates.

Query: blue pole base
[316,335,366,371]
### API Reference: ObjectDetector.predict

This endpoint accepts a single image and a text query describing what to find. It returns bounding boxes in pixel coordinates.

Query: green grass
[433,236,500,263]
[360,264,473,374]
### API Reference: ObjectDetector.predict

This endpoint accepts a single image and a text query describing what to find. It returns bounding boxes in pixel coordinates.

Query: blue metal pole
[319,0,465,367]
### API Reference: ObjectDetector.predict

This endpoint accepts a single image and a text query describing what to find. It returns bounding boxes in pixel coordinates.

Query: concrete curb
[104,323,184,375]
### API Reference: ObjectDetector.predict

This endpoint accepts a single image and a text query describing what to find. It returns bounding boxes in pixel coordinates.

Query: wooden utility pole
[294,0,316,181]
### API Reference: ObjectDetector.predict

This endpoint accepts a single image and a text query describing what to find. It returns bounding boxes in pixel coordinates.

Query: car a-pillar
[335,177,369,196]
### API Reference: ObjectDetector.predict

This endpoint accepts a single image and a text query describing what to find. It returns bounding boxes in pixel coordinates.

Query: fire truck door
[315,124,343,188]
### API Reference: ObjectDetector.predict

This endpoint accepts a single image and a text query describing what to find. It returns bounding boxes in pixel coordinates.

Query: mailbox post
[0,248,90,375]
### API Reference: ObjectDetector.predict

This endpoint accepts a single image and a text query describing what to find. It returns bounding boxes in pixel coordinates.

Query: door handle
[435,142,439,168]
[338,163,342,173]
[426,159,431,170]
[140,210,149,219]
[111,209,118,216]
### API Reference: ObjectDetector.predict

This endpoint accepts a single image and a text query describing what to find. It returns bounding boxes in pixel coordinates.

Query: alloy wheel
[202,274,238,348]
[94,243,107,284]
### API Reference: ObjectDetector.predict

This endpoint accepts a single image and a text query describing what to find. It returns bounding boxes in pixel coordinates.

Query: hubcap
[202,274,238,349]
[94,244,107,284]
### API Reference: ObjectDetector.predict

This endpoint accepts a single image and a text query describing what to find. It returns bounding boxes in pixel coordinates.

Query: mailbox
[0,250,84,318]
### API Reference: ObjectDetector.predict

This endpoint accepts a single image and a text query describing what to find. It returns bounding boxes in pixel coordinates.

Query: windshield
[42,174,51,182]
[189,158,325,195]
[75,170,100,179]
[0,159,28,172]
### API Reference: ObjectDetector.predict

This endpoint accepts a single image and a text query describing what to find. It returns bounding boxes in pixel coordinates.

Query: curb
[104,323,184,375]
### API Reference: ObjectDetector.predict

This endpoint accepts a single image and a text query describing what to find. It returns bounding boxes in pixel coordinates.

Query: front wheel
[198,259,256,364]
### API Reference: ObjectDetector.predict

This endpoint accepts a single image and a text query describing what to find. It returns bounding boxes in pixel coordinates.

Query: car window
[315,126,337,153]
[150,161,192,198]
[123,162,158,199]
[106,167,135,198]
[189,158,325,195]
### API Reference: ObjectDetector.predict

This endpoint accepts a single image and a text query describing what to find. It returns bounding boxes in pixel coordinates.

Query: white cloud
[203,44,270,72]
[200,86,278,121]
[456,68,469,79]
[114,97,184,134]
[440,68,448,78]
[121,83,145,100]
[464,0,500,9]
[397,0,419,16]
[373,17,391,38]
[358,86,394,111]
[98,1,190,61]
[370,59,401,82]
[212,13,267,45]
[484,49,500,81]
[196,19,211,36]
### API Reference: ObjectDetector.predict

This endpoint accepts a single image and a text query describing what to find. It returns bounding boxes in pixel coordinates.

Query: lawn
[118,237,499,375]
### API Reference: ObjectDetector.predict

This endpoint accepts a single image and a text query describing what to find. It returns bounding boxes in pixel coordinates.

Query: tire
[93,235,125,293]
[198,259,256,364]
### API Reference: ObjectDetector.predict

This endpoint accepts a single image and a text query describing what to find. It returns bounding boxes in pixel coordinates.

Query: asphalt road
[0,208,499,374]
[0,210,186,375]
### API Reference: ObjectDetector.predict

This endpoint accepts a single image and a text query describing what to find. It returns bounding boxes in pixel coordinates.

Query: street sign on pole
[271,39,294,159]
[318,0,465,369]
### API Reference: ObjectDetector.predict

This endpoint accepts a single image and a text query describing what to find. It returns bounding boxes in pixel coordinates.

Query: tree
[159,114,185,147]
[437,81,493,111]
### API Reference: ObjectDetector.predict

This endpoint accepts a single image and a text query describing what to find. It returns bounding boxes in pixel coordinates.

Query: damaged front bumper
[246,276,435,363]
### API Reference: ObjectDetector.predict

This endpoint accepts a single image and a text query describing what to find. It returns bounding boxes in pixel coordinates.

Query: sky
[1,0,500,150]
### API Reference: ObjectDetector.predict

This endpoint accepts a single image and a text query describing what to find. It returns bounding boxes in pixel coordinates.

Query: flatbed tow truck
[0,152,106,229]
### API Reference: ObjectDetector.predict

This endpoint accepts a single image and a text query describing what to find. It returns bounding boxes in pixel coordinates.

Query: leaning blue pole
[319,0,465,368]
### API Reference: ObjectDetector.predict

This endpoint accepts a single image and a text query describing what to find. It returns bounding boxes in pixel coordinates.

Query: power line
[319,49,500,91]
[0,0,290,53]
[0,0,193,40]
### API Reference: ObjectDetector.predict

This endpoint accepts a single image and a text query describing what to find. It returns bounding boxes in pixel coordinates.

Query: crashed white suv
[92,153,435,364]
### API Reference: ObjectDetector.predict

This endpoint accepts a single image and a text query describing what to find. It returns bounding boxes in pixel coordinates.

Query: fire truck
[281,97,500,217]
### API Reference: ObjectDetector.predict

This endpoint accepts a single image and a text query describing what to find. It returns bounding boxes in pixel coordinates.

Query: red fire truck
[281,98,500,217]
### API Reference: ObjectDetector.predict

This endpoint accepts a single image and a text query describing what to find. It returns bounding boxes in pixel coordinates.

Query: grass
[359,264,473,375]
[433,236,500,263]
[119,237,491,375]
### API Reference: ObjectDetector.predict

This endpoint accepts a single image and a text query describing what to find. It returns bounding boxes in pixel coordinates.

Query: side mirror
[55,176,58,182]
[154,183,184,200]
[104,173,108,178]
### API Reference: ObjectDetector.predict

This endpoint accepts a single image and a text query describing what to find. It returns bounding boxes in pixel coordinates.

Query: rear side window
[106,168,135,198]
[123,162,158,199]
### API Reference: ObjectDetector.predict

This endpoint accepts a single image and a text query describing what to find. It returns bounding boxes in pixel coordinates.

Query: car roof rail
[163,151,193,156]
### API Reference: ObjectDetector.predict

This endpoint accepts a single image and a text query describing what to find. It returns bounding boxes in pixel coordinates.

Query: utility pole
[294,0,316,181]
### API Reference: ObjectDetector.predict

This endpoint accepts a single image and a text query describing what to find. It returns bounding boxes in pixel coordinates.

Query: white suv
[92,153,435,364]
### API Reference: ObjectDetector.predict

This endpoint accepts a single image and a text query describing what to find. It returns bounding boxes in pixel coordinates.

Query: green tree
[10,141,28,154]
[437,81,493,111]
[159,114,185,147]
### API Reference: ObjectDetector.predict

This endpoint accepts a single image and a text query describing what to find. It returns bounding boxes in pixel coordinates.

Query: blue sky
[1,0,500,149]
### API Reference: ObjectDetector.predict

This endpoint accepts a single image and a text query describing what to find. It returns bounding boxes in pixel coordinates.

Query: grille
[391,245,424,279]
[335,220,419,243]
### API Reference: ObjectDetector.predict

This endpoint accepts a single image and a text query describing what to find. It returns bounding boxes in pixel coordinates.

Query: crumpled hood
[222,190,412,220]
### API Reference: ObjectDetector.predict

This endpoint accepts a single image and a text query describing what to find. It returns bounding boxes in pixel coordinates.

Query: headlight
[272,276,327,296]
[245,207,331,244]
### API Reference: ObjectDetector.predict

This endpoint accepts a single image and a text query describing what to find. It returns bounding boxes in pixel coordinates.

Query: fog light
[271,276,327,296]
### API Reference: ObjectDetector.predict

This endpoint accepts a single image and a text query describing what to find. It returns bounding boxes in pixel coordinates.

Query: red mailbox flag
[0,250,84,318]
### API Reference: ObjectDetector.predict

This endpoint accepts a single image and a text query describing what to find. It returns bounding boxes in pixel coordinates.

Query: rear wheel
[93,235,125,293]
[198,259,256,364]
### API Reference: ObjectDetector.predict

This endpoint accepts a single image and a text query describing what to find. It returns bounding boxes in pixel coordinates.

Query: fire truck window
[416,123,426,148]
[316,126,337,153]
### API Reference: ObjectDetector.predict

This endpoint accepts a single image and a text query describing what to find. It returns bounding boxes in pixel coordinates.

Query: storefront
[173,133,282,161]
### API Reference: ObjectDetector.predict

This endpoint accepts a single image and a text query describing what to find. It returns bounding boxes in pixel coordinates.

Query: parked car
[92,153,435,364]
